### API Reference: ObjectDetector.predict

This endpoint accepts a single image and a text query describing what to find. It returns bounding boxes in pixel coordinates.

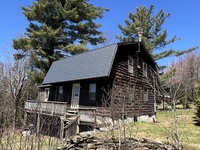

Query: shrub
[196,102,200,124]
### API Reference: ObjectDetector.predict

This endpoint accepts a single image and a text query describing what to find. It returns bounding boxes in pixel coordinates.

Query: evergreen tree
[13,0,108,83]
[117,5,197,61]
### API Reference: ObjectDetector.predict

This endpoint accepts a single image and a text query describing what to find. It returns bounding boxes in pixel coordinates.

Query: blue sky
[0,0,199,66]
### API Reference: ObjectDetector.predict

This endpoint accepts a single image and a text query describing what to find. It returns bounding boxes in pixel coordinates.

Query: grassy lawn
[0,132,62,150]
[97,107,200,149]
[1,107,199,149]
[133,108,200,150]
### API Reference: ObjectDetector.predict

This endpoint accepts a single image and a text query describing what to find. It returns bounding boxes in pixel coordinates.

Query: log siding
[109,44,157,119]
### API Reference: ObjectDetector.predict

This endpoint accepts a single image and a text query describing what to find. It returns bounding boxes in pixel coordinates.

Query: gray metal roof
[43,44,118,84]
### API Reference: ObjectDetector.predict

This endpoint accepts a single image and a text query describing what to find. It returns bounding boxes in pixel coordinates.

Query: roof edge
[107,44,119,76]
[118,42,158,69]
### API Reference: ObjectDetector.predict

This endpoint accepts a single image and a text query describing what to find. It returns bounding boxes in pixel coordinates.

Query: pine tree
[13,0,108,83]
[117,5,197,61]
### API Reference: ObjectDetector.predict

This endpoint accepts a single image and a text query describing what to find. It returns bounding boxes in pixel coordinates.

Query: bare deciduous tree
[162,52,200,149]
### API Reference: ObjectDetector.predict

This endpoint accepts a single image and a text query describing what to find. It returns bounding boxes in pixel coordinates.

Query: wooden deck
[25,100,112,139]
[25,100,111,125]
[25,100,69,116]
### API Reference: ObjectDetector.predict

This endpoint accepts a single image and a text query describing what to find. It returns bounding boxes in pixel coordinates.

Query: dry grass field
[133,108,200,150]
[1,107,199,150]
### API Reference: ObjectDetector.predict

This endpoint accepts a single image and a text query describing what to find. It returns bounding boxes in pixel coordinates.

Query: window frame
[58,86,63,101]
[59,86,63,94]
[128,55,134,74]
[45,88,50,100]
[88,83,96,101]
[143,62,147,77]
[128,85,135,101]
[143,88,148,101]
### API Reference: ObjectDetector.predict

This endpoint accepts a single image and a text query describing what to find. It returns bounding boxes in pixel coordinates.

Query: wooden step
[66,117,77,121]
[67,110,78,113]
[66,112,77,116]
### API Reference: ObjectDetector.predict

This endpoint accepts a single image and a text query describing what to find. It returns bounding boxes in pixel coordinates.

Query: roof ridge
[56,43,118,63]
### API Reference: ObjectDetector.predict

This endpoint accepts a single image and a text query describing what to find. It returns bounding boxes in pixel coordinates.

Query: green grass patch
[0,131,62,150]
[97,108,200,150]
[135,108,200,150]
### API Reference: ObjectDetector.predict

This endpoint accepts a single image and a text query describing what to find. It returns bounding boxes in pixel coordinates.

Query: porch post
[23,112,27,128]
[60,117,64,139]
[76,110,80,134]
[36,113,40,135]
[76,124,79,134]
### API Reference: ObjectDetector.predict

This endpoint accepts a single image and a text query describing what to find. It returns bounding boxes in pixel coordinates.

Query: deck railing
[25,100,111,127]
[25,100,69,116]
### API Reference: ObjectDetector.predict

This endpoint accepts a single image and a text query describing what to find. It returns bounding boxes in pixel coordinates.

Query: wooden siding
[109,44,157,119]
[46,78,113,107]
[48,84,72,103]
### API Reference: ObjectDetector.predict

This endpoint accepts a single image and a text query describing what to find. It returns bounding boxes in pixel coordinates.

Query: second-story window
[128,55,134,74]
[143,62,147,77]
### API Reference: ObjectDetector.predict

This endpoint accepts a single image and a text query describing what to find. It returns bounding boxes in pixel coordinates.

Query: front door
[71,83,80,108]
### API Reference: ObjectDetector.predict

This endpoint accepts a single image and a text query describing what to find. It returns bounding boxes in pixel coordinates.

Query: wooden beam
[94,110,97,128]
[60,117,64,139]
[36,114,40,135]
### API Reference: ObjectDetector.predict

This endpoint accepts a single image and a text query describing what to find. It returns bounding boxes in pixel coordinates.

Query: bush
[196,102,200,124]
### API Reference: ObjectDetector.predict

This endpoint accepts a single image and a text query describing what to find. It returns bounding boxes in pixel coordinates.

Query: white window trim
[89,83,96,101]
[128,55,134,74]
[44,88,50,101]
[59,86,63,94]
[144,88,148,101]
[143,62,147,77]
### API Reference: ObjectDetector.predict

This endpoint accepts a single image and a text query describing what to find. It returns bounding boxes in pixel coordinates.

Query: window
[58,86,63,101]
[143,62,147,77]
[45,88,50,98]
[44,88,50,101]
[74,86,80,97]
[128,55,134,74]
[143,88,148,101]
[128,85,134,100]
[59,86,63,94]
[89,83,96,101]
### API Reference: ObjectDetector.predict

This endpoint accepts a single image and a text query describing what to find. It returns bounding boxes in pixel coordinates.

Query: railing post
[64,104,67,119]
[94,109,97,128]
[60,116,64,139]
[51,102,54,115]
[77,109,80,134]
[36,113,40,135]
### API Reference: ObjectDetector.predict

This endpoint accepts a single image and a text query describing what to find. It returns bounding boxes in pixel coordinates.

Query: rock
[87,143,95,149]
[140,138,149,143]
[22,130,31,137]
[61,134,176,150]
[154,139,163,144]
[70,135,82,144]
[78,143,87,148]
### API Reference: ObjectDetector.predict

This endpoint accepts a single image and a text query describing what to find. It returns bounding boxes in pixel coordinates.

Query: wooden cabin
[25,42,159,139]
